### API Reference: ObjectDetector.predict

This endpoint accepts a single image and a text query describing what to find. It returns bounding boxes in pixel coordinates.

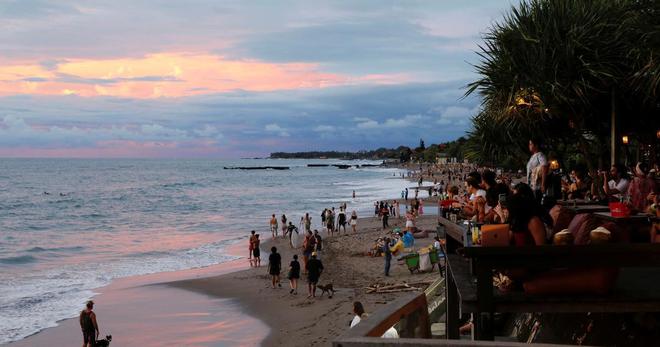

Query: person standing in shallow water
[79,300,99,347]
[268,246,282,288]
[270,214,278,238]
[280,214,288,239]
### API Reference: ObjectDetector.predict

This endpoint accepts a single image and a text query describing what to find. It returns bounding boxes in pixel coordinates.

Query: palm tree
[465,0,660,168]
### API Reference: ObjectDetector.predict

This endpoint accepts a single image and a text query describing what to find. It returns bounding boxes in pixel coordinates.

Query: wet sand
[170,214,441,347]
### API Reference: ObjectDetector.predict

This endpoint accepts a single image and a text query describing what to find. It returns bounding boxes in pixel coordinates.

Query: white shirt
[526,152,548,190]
[608,178,630,198]
[350,315,399,338]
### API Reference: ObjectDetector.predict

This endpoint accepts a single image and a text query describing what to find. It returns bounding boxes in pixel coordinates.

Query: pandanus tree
[465,0,660,168]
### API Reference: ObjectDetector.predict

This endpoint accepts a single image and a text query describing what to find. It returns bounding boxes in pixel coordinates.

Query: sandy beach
[170,213,441,347]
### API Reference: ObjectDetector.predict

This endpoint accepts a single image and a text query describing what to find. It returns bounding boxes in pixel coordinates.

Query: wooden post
[610,90,617,166]
[446,266,460,339]
[474,261,494,341]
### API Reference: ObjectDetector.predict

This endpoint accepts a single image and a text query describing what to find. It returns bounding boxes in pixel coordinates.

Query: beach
[6,201,441,347]
[170,214,440,347]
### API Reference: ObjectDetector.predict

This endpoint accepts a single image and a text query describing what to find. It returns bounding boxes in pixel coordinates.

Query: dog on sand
[317,283,335,298]
[96,335,112,347]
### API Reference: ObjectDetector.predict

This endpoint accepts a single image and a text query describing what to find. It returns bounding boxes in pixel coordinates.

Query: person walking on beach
[337,207,347,234]
[252,234,261,267]
[306,252,324,298]
[313,229,323,260]
[280,214,288,238]
[268,247,282,288]
[302,230,316,272]
[270,214,278,238]
[79,300,99,347]
[288,255,301,295]
[381,204,389,229]
[350,210,358,232]
[383,237,392,276]
[286,221,298,244]
[405,188,409,201]
[248,230,256,261]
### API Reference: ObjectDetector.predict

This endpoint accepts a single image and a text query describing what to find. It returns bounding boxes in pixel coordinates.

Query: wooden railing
[333,276,572,346]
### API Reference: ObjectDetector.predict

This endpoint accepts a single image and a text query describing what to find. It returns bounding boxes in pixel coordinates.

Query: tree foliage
[464,0,660,167]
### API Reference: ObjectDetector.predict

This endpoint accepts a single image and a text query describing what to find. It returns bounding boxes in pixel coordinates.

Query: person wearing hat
[79,300,99,347]
[306,252,324,298]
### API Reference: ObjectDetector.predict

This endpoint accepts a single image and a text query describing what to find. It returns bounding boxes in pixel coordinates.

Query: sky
[0,0,515,158]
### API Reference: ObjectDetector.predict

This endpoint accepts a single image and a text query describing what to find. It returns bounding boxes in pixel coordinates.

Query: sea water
[0,158,410,344]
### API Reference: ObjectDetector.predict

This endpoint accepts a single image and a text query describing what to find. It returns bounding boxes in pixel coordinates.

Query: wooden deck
[439,216,660,341]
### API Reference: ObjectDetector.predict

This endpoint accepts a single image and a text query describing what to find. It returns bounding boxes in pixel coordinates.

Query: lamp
[622,135,629,144]
[656,130,660,139]
[550,160,559,170]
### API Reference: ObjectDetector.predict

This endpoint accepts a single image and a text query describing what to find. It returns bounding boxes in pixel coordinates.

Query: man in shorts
[268,246,282,288]
[306,252,324,298]
[79,300,99,347]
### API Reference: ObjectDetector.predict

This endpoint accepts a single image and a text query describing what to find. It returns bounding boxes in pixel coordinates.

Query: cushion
[552,207,576,235]
[574,215,602,245]
[523,267,619,295]
[566,213,590,236]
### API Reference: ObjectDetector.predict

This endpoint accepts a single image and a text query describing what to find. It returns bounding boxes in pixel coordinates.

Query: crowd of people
[249,203,366,299]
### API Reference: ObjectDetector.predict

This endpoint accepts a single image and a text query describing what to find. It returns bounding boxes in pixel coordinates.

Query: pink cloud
[0,52,407,99]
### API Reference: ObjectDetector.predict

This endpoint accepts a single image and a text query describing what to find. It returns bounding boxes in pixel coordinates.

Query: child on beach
[288,255,301,294]
[252,234,261,267]
[268,247,281,288]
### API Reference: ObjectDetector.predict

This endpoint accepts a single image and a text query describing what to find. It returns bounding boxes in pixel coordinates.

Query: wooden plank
[564,204,610,213]
[342,292,430,339]
[592,211,656,222]
[445,265,460,339]
[474,261,494,341]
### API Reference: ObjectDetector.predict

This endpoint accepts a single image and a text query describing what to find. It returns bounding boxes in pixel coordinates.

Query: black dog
[317,283,335,298]
[96,335,112,347]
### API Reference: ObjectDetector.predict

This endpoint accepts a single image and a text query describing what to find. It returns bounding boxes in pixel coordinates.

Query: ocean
[0,158,410,344]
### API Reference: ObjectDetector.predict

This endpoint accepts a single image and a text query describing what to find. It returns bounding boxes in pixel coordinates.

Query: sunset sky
[0,0,514,157]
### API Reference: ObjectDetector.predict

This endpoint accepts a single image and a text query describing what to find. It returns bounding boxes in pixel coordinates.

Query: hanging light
[550,160,560,170]
[622,135,629,144]
[656,130,660,139]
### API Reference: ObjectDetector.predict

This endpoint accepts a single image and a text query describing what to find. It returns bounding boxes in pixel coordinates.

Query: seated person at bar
[485,183,511,224]
[508,183,550,246]
[563,167,590,200]
[601,164,630,201]
[462,175,486,223]
[628,162,656,212]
